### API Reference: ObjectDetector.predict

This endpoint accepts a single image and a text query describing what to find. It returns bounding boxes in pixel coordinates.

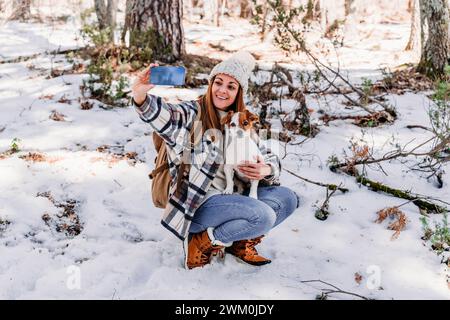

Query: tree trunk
[240,0,253,18]
[8,0,31,21]
[106,0,118,30]
[344,0,354,16]
[417,0,449,78]
[260,2,269,41]
[94,0,107,28]
[319,0,330,32]
[121,0,133,45]
[405,0,420,51]
[129,0,185,63]
[214,0,222,27]
[94,0,118,41]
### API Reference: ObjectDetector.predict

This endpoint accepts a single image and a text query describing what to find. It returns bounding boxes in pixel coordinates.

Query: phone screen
[149,66,186,86]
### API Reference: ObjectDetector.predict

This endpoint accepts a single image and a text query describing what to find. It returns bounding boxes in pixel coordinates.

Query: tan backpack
[148,98,202,208]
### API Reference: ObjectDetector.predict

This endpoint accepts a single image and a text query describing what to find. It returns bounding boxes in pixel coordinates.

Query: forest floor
[0,7,448,299]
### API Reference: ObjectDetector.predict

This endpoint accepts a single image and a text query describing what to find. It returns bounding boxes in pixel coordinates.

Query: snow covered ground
[0,6,449,300]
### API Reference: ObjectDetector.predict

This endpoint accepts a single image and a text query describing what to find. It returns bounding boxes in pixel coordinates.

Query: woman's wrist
[263,164,273,177]
[133,94,146,106]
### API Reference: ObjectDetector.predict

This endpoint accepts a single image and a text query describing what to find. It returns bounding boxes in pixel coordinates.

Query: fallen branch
[283,167,349,193]
[406,124,432,131]
[320,111,392,127]
[329,135,441,171]
[300,280,370,300]
[314,183,342,221]
[356,174,448,213]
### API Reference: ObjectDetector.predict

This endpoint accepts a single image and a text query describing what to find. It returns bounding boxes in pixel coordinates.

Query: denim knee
[248,201,277,234]
[274,186,301,211]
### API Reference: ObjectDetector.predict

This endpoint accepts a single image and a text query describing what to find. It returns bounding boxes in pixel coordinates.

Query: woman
[132,51,300,269]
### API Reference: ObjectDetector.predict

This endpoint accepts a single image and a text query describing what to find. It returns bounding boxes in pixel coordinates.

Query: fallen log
[355,174,448,214]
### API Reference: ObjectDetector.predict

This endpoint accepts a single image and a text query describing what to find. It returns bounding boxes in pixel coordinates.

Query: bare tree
[121,0,133,44]
[405,0,420,51]
[214,0,227,27]
[417,0,449,78]
[319,0,343,33]
[128,0,186,62]
[8,0,31,21]
[94,0,118,41]
[344,0,354,16]
[240,0,253,18]
[94,0,118,29]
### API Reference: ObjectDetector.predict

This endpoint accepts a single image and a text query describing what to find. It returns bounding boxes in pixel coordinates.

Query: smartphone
[149,66,186,86]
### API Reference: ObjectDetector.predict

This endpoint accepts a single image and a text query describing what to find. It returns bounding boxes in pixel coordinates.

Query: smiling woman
[131,51,300,270]
[211,74,239,110]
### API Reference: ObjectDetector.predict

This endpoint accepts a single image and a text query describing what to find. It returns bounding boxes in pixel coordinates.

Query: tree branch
[283,167,349,193]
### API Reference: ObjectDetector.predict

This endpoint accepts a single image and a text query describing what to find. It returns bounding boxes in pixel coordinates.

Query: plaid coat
[134,94,281,241]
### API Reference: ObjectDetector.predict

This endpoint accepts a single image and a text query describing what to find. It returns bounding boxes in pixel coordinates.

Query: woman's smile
[212,73,239,110]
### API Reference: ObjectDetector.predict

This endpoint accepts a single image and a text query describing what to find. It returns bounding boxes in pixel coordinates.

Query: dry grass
[375,206,407,240]
[49,110,66,121]
[38,191,83,238]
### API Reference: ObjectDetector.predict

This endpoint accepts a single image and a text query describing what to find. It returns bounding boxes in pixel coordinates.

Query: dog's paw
[222,188,233,195]
[249,192,258,199]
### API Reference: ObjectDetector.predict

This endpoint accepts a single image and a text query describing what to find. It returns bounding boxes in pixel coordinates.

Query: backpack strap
[148,162,169,179]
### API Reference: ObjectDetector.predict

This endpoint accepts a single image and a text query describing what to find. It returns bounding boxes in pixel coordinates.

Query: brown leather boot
[184,230,225,269]
[225,235,272,266]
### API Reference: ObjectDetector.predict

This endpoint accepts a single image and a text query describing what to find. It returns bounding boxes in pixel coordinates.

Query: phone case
[149,66,186,86]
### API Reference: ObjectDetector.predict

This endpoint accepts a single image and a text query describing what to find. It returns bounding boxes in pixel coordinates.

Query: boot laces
[245,239,259,255]
[210,246,225,259]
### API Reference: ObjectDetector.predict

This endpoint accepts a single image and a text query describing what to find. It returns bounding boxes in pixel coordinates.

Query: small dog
[220,109,262,199]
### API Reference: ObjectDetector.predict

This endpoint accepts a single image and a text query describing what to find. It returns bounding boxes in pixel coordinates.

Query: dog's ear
[220,110,234,125]
[245,109,259,123]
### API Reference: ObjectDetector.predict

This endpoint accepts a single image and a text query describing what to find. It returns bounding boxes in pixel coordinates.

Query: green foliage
[10,138,21,153]
[421,213,450,255]
[79,11,131,108]
[429,65,450,142]
[380,67,393,89]
[326,154,340,168]
[80,7,95,23]
[129,27,172,63]
[360,77,374,105]
[251,0,306,53]
[112,75,129,100]
[81,23,113,47]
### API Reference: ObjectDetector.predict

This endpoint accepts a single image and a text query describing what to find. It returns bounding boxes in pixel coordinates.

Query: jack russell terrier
[220,109,263,199]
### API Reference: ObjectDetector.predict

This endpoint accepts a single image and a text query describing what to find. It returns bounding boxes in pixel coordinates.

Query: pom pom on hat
[209,51,256,94]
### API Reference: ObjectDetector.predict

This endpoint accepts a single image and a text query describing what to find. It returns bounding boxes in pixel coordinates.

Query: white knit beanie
[208,51,256,94]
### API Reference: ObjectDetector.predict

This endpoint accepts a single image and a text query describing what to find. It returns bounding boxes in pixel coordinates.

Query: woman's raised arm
[132,65,198,149]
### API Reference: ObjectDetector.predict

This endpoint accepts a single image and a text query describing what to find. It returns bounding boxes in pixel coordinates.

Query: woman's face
[211,74,239,111]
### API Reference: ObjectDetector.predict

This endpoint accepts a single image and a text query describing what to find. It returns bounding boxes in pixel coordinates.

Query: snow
[0,2,449,300]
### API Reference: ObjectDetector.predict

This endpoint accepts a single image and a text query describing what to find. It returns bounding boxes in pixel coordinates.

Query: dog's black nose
[230,123,236,127]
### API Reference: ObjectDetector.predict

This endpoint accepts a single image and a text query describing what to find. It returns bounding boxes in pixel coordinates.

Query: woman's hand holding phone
[132,63,159,105]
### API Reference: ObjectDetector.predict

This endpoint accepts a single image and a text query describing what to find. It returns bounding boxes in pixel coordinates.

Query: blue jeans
[189,186,300,243]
